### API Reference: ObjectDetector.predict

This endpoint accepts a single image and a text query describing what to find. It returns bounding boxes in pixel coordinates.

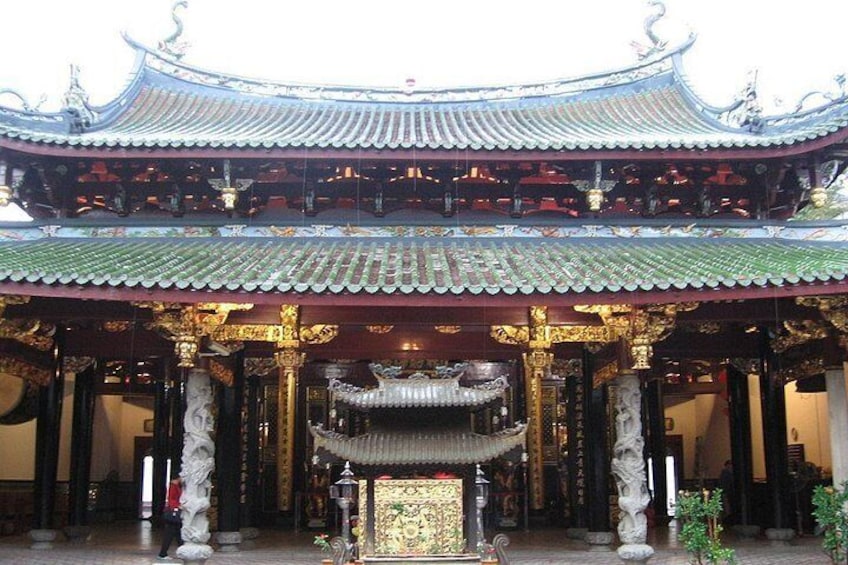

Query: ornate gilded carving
[244,357,278,377]
[772,320,828,353]
[594,361,620,387]
[797,295,848,350]
[434,325,461,334]
[490,325,530,346]
[208,358,234,386]
[372,479,464,556]
[63,356,95,375]
[366,325,394,334]
[0,295,30,317]
[300,324,339,345]
[141,302,253,367]
[0,357,52,387]
[777,357,825,383]
[101,320,132,333]
[0,320,53,351]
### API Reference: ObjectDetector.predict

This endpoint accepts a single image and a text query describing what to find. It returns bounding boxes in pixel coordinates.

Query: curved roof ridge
[121,32,697,105]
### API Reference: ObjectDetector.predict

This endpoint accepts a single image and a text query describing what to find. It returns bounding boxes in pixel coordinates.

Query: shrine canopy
[310,364,526,468]
[0,32,847,160]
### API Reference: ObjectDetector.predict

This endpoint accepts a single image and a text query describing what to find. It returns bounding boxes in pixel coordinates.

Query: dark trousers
[159,520,181,556]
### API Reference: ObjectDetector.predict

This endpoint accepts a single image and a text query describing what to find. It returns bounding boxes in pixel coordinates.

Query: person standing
[719,460,734,524]
[158,477,182,560]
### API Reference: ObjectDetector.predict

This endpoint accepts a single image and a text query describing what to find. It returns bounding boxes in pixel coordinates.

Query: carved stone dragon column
[176,366,215,564]
[612,368,654,563]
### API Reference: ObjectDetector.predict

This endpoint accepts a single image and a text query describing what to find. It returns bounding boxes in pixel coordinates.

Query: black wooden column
[727,363,755,527]
[586,361,610,535]
[566,347,591,529]
[32,326,66,532]
[216,351,244,536]
[242,373,261,528]
[645,376,668,526]
[66,361,96,533]
[758,328,792,531]
[169,367,184,476]
[152,360,172,524]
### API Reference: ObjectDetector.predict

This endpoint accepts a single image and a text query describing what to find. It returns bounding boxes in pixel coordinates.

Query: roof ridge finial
[631,0,668,61]
[61,64,95,133]
[158,0,190,60]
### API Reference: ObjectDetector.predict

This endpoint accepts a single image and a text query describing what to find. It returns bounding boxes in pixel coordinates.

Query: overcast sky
[0,0,846,114]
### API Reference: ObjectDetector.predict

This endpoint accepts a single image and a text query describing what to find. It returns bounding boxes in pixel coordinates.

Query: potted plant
[313,533,333,565]
[480,541,498,564]
[812,482,848,564]
[675,488,735,565]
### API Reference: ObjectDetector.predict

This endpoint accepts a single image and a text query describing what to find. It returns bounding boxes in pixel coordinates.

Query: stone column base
[29,529,57,550]
[239,526,260,540]
[765,528,795,545]
[63,525,91,542]
[177,542,214,564]
[617,543,655,563]
[565,527,588,540]
[731,524,761,538]
[585,531,614,551]
[214,531,242,553]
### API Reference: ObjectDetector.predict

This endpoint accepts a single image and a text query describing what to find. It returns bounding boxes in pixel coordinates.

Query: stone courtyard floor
[0,521,832,564]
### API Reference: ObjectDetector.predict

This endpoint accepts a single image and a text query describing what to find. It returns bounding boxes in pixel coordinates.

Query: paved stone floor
[0,521,832,564]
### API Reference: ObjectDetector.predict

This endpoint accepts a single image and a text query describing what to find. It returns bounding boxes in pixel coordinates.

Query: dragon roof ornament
[631,0,669,61]
[158,0,190,60]
[60,64,95,133]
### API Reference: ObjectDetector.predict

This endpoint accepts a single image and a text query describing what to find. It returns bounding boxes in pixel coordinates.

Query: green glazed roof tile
[0,237,846,298]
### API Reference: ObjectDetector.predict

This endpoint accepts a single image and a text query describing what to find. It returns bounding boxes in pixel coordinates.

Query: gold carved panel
[372,479,464,556]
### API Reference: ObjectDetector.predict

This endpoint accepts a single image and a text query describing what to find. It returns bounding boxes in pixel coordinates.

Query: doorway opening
[139,453,172,519]
[648,454,679,517]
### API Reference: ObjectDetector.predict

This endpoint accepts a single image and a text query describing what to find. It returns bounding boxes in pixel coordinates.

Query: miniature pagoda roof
[328,366,508,410]
[1,34,847,156]
[310,423,527,467]
[0,223,847,303]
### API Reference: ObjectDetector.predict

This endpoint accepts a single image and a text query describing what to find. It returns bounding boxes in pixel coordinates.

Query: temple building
[0,2,848,561]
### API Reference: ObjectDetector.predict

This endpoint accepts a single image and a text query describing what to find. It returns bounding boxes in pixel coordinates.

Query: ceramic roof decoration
[328,374,509,410]
[310,423,527,467]
[0,31,846,157]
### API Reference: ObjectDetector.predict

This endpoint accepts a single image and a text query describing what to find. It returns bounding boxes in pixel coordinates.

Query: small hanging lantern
[810,186,827,208]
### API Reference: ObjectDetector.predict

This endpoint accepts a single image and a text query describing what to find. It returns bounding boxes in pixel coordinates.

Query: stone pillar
[758,329,794,544]
[826,364,848,488]
[65,361,96,541]
[585,375,612,551]
[30,327,65,550]
[726,363,759,537]
[644,376,668,526]
[176,367,215,564]
[214,351,244,552]
[152,367,171,527]
[612,370,654,563]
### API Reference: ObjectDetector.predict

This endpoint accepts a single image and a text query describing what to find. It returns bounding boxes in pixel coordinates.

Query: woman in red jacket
[158,477,182,560]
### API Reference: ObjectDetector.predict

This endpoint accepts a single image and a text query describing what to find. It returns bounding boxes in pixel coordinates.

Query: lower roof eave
[2,129,848,161]
[1,280,847,307]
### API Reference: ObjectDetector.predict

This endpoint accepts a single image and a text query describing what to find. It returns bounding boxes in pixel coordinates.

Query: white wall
[784,383,831,474]
[747,374,766,479]
[665,393,733,481]
[90,395,153,481]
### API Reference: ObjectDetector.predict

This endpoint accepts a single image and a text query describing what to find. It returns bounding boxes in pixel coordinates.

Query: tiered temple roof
[310,364,526,467]
[0,35,846,157]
